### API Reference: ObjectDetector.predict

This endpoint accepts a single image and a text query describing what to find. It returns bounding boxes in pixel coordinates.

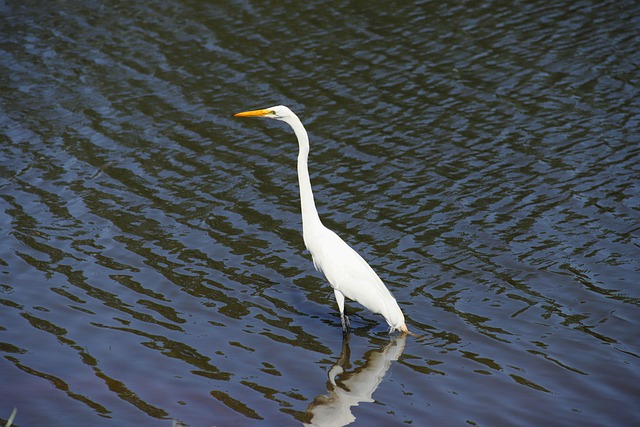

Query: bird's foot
[341,314,351,335]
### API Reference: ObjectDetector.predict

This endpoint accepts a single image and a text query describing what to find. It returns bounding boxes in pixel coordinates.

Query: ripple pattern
[1,0,639,425]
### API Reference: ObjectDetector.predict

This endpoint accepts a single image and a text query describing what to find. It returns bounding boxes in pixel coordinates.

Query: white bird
[234,105,408,334]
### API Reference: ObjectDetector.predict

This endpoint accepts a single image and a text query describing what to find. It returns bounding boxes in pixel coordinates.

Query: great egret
[234,105,408,334]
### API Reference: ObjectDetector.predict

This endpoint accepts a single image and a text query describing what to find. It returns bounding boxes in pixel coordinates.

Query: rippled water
[1,0,639,425]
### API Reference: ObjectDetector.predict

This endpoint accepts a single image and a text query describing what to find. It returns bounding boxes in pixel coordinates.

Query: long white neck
[283,115,323,232]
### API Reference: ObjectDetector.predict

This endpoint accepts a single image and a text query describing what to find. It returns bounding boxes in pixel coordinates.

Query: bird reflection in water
[304,334,406,427]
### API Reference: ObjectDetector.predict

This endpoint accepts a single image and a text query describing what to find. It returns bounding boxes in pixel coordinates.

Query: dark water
[1,0,639,425]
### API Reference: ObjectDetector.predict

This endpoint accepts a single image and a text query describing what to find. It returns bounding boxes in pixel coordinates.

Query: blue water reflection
[1,0,639,426]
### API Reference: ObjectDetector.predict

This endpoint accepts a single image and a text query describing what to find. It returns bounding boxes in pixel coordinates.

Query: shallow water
[1,0,639,425]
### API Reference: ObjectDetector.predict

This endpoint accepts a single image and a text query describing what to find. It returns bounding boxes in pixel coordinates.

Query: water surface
[1,0,639,425]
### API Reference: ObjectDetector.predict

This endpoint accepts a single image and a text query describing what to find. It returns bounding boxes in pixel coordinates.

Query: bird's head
[234,105,295,121]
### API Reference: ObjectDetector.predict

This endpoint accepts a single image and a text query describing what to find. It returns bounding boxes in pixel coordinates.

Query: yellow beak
[233,108,272,118]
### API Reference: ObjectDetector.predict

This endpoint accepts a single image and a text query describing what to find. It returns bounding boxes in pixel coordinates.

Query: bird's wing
[308,228,397,316]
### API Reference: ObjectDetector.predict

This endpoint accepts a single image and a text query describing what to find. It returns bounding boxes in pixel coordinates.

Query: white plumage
[234,105,408,334]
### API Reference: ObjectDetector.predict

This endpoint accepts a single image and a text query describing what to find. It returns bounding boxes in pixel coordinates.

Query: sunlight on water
[1,0,639,425]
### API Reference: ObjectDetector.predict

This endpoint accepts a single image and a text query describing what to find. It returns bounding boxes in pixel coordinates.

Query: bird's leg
[334,289,350,335]
[341,314,351,335]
